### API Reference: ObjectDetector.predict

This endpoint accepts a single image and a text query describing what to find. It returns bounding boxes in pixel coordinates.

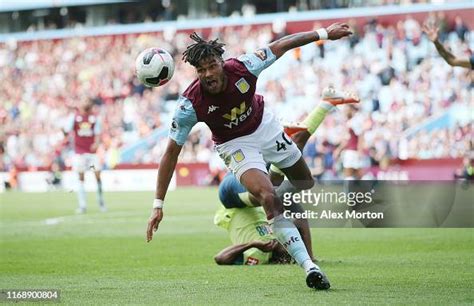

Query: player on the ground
[423,21,474,69]
[214,88,359,266]
[146,23,352,290]
[64,98,106,214]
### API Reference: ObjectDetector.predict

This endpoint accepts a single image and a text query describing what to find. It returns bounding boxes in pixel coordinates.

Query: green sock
[302,101,334,135]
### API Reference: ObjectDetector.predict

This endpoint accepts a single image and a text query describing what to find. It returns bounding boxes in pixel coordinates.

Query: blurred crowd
[0,14,472,179]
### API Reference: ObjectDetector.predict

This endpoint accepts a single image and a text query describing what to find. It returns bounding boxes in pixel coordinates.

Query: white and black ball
[135,48,175,87]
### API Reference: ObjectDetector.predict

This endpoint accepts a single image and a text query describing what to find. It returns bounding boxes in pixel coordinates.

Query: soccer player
[213,203,293,265]
[146,23,353,290]
[423,21,474,69]
[65,98,106,214]
[334,105,363,181]
[214,88,359,266]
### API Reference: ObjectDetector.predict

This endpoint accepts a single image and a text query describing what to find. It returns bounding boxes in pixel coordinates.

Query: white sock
[271,214,318,274]
[77,181,86,209]
[97,180,105,207]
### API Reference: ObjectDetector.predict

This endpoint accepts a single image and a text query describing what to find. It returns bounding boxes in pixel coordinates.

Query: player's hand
[146,208,163,242]
[422,21,439,42]
[326,22,352,40]
[252,240,278,252]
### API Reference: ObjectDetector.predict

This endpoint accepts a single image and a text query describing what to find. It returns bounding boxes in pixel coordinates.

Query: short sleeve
[237,46,277,77]
[169,96,198,146]
[94,117,101,134]
[64,114,75,133]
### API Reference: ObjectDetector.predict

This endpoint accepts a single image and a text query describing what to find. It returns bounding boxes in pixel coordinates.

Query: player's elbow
[214,254,231,265]
[268,43,285,59]
[450,58,471,68]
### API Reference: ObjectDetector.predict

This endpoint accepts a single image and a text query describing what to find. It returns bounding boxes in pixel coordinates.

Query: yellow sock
[302,101,334,135]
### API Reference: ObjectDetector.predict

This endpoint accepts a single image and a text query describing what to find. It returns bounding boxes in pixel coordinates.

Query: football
[135,48,175,87]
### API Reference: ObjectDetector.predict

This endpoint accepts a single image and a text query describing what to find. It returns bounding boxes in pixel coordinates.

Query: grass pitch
[1,188,473,305]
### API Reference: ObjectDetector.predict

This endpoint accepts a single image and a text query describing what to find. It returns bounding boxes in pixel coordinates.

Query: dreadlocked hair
[182,32,225,67]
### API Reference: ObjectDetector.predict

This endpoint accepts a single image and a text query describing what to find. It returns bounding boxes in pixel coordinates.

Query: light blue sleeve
[237,46,277,77]
[169,96,198,146]
[64,114,75,133]
[94,117,101,134]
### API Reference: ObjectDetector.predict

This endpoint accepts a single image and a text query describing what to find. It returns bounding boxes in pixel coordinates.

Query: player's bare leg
[239,169,283,219]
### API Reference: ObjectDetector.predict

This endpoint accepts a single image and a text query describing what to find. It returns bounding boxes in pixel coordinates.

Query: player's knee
[302,178,315,190]
[292,178,314,190]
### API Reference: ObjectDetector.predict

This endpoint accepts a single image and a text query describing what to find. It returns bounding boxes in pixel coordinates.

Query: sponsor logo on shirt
[222,101,252,129]
[77,122,93,137]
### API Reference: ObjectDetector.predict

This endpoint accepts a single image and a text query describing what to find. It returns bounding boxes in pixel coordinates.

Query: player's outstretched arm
[423,22,471,68]
[146,139,183,242]
[269,22,352,59]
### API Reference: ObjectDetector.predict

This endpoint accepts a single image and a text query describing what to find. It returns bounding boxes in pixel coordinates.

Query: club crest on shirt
[245,257,259,265]
[235,78,250,94]
[232,149,245,163]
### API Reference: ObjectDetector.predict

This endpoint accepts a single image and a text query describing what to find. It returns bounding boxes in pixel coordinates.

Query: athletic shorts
[72,153,100,173]
[342,150,362,169]
[215,108,301,182]
[218,172,247,208]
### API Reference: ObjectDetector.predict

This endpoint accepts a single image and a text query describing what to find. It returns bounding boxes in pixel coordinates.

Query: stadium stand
[0,5,472,183]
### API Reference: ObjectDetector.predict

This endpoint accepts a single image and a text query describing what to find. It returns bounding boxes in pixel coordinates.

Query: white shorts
[72,153,101,173]
[342,150,362,169]
[215,108,302,182]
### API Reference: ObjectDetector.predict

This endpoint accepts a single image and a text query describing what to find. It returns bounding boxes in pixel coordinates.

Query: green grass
[1,188,473,305]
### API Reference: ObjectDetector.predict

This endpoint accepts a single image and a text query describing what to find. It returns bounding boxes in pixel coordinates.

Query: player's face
[80,99,94,113]
[196,56,225,95]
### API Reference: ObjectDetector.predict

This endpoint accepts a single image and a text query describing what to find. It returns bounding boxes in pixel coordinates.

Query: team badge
[235,78,250,94]
[232,149,245,163]
[245,257,259,265]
